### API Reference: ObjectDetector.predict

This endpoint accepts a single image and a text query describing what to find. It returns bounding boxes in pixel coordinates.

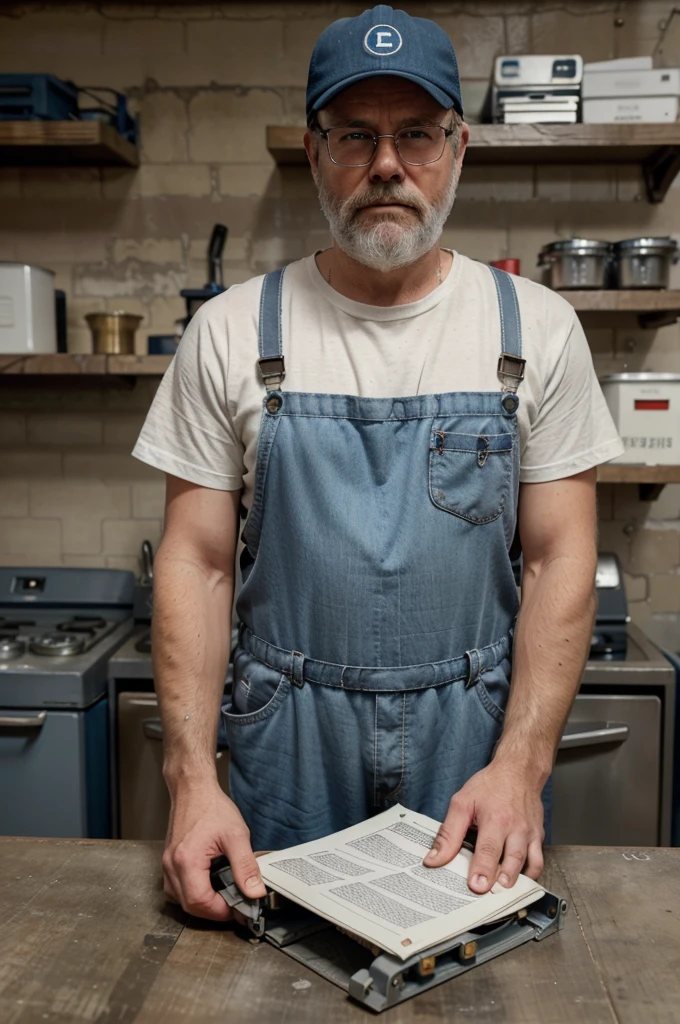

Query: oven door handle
[141,718,228,759]
[558,721,629,750]
[142,718,164,741]
[0,711,47,729]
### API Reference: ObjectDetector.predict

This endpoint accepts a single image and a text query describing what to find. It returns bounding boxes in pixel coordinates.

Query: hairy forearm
[494,552,597,784]
[152,537,234,794]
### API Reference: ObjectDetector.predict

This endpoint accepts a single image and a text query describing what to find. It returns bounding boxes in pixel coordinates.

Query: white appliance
[0,263,56,354]
[494,55,583,88]
[583,96,678,124]
[583,67,680,99]
[500,96,580,125]
[492,55,583,124]
[582,59,680,124]
[599,373,680,465]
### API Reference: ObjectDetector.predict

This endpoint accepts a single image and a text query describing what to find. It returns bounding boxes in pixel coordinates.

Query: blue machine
[0,73,138,145]
[0,73,78,120]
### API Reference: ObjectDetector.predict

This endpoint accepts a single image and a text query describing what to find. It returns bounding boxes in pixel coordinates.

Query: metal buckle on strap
[497,353,526,394]
[258,355,286,392]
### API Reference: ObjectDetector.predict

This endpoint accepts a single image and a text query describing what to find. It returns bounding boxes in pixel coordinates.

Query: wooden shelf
[0,354,171,376]
[267,123,680,202]
[597,463,680,500]
[598,465,680,484]
[559,289,680,328]
[0,121,139,167]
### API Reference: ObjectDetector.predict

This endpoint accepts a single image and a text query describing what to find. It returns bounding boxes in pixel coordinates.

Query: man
[133,5,624,922]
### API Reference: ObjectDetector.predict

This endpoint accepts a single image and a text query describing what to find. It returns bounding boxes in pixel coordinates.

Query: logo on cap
[364,24,403,56]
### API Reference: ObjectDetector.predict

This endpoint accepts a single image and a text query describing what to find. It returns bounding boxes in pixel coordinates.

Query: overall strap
[258,268,286,392]
[488,265,526,394]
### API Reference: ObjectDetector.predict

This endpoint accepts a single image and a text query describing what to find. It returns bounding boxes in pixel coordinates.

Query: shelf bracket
[642,145,680,203]
[638,310,680,329]
[638,483,666,501]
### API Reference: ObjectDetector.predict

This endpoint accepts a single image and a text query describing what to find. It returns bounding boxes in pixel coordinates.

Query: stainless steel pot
[538,239,613,290]
[614,237,678,289]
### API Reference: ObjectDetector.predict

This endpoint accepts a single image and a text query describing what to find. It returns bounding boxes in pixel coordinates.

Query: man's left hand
[423,761,545,892]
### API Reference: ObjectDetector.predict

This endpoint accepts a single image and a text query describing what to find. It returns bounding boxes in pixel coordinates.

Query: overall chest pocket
[429,423,514,525]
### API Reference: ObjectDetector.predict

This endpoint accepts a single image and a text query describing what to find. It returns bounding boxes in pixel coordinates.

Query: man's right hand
[162,780,267,920]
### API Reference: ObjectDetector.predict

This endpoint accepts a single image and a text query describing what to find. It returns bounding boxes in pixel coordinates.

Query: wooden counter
[1,838,678,1022]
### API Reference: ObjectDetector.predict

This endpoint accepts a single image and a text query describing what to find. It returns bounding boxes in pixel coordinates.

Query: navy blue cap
[306,5,463,120]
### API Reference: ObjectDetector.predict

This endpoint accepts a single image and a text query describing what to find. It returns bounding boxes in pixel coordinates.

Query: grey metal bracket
[211,857,268,936]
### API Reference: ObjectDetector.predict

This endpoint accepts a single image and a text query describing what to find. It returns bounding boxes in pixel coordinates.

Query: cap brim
[310,71,463,118]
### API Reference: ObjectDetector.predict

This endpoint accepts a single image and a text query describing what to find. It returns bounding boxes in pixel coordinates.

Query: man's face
[305,78,468,272]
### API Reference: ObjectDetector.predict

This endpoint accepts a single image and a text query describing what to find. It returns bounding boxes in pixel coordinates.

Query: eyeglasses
[316,123,455,167]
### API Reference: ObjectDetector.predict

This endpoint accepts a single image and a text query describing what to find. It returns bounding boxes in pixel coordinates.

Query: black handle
[208,224,228,287]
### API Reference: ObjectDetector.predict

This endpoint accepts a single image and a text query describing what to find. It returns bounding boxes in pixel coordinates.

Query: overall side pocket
[222,646,291,726]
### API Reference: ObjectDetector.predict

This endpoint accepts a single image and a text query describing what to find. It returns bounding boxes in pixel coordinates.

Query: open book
[256,804,545,962]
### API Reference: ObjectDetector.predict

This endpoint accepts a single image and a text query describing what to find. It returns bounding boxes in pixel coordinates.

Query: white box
[0,263,56,354]
[582,96,679,123]
[582,67,680,99]
[600,373,680,465]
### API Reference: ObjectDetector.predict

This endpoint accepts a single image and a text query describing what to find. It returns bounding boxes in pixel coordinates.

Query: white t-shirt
[133,251,624,507]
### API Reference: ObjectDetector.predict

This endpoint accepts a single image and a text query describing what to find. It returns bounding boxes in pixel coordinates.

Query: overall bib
[223,265,527,851]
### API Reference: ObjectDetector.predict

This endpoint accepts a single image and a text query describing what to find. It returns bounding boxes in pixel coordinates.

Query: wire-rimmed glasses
[317,123,455,167]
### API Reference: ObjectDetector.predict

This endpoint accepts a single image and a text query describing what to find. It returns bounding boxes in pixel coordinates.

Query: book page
[257,804,544,961]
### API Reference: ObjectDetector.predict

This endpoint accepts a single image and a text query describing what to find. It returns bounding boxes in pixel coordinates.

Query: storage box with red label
[599,373,680,465]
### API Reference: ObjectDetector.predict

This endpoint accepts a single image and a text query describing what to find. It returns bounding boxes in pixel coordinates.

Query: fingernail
[472,874,488,888]
[244,875,263,891]
[498,873,510,887]
[424,847,439,864]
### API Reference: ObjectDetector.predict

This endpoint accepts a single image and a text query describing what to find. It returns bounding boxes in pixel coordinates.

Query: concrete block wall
[0,1,678,648]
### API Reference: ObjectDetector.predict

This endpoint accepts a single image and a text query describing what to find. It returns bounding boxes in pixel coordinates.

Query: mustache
[337,185,429,219]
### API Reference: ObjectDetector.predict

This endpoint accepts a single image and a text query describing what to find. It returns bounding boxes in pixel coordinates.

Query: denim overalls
[223,264,527,851]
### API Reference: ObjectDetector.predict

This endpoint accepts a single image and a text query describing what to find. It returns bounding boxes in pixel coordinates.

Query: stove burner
[0,637,24,661]
[57,617,106,634]
[30,633,86,657]
[0,619,36,633]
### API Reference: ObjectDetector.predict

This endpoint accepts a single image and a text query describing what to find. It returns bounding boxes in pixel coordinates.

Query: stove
[590,553,629,661]
[0,568,135,708]
[0,567,135,839]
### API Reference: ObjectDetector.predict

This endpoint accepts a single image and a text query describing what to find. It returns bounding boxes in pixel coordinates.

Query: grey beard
[316,174,458,272]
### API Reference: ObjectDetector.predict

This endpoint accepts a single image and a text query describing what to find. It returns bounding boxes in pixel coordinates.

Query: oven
[550,551,675,846]
[108,626,231,840]
[552,624,675,845]
[0,567,135,838]
[117,689,231,840]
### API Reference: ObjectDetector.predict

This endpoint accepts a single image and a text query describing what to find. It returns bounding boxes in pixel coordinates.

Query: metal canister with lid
[538,239,613,290]
[613,237,679,289]
[599,372,680,464]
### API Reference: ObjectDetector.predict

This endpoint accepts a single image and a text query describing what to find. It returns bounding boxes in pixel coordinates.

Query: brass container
[85,312,143,354]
